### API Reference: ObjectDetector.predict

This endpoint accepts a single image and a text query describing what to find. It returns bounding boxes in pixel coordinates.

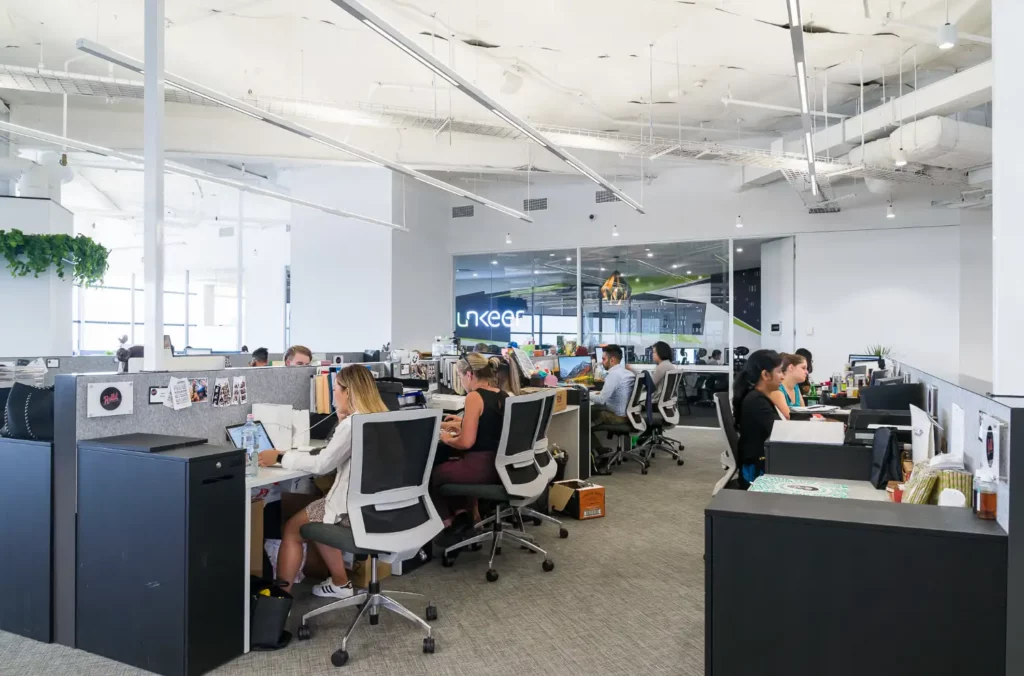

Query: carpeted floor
[0,428,725,676]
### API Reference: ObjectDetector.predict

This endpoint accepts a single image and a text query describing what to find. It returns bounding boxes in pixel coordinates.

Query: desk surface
[707,487,1006,539]
[246,466,310,489]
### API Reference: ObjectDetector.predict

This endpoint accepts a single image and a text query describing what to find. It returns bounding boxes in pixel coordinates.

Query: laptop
[225,421,275,452]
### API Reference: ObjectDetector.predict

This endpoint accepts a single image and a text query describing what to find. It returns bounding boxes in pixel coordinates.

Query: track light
[687,270,692,274]
[506,233,512,245]
[736,215,743,228]
[612,224,619,237]
[75,38,531,224]
[647,252,654,258]
[491,260,498,265]
[887,204,896,219]
[736,247,744,253]
[893,147,908,167]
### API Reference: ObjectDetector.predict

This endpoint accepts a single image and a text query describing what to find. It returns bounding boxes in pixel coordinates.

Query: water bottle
[242,413,259,477]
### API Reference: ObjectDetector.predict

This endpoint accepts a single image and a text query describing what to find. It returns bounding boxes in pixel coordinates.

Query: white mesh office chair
[594,374,649,474]
[632,369,686,467]
[713,392,740,495]
[476,390,569,539]
[438,391,555,581]
[298,409,444,666]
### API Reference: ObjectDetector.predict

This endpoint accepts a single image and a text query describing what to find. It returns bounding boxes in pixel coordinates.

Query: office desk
[764,440,873,481]
[788,408,851,422]
[244,466,311,654]
[705,490,1007,676]
[760,475,888,502]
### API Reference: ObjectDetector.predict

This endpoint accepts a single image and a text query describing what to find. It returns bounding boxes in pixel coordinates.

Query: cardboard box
[350,557,391,588]
[553,388,568,413]
[250,499,265,576]
[549,480,605,520]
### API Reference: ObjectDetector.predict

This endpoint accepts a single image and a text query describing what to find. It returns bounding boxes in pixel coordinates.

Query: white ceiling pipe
[721,96,850,120]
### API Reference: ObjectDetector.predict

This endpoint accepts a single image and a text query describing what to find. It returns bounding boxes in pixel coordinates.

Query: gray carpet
[1,428,725,676]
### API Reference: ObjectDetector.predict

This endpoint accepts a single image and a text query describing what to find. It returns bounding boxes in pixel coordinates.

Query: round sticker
[100,386,122,412]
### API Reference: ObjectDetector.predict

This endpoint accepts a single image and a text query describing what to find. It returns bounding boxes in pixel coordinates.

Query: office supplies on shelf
[910,404,937,464]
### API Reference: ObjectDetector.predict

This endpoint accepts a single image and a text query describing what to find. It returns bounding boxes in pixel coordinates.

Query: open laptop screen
[226,421,275,452]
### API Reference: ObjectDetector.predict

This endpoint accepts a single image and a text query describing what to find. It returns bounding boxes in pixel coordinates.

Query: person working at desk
[590,345,636,460]
[706,349,723,365]
[769,352,808,420]
[795,348,813,396]
[285,344,312,366]
[732,349,783,486]
[249,347,269,367]
[431,353,507,539]
[647,341,675,399]
[257,365,389,600]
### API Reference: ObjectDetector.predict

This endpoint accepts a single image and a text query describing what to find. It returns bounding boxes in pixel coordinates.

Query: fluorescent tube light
[795,61,809,114]
[787,0,801,27]
[491,108,547,148]
[362,19,461,88]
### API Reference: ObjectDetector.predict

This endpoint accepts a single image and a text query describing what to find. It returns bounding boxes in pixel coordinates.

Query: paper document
[949,403,965,463]
[910,404,936,464]
[770,419,845,445]
[789,405,839,413]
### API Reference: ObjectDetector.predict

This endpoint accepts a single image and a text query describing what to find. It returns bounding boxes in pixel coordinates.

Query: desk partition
[51,365,316,648]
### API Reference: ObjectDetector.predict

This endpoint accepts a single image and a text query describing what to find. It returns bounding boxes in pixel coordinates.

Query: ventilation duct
[846,116,991,171]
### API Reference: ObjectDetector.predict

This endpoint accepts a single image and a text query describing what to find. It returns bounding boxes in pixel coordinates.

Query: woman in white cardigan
[259,365,388,600]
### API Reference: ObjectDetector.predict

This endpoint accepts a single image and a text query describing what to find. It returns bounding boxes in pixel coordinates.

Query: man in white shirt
[590,345,636,462]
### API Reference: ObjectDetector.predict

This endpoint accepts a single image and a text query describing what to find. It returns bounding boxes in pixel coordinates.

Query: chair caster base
[369,614,379,626]
[532,516,542,526]
[559,527,569,539]
[331,649,349,667]
[677,459,685,466]
[641,467,649,475]
[426,604,438,621]
[297,624,311,641]
[423,637,436,654]
[442,554,456,567]
[486,568,499,582]
[542,559,555,572]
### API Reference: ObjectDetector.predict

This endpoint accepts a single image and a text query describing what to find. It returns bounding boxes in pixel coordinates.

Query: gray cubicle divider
[0,355,118,385]
[51,364,318,648]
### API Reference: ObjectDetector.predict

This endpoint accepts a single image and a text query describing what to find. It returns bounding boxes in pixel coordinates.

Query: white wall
[794,226,961,380]
[958,209,993,383]
[0,197,73,356]
[760,237,795,354]
[284,167,394,353]
[446,165,962,255]
[390,177,452,350]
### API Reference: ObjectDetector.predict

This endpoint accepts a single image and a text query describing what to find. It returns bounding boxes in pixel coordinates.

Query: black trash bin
[249,577,293,651]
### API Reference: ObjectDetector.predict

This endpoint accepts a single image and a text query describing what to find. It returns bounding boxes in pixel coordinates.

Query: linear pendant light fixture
[325,0,644,214]
[784,0,818,198]
[0,120,408,231]
[75,38,531,224]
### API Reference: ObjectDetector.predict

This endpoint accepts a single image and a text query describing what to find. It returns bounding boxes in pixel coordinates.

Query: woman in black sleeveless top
[431,353,507,526]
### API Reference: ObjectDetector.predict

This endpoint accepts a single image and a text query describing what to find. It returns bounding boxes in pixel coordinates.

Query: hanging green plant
[0,229,109,286]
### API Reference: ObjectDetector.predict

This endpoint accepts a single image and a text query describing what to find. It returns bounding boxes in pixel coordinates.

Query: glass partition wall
[453,238,769,428]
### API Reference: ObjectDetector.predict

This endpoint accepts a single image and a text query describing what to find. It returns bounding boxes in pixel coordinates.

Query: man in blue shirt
[590,345,636,463]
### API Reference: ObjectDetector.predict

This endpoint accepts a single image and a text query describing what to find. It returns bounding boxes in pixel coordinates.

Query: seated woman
[731,349,783,487]
[431,352,506,535]
[257,365,388,600]
[492,355,522,396]
[769,352,809,420]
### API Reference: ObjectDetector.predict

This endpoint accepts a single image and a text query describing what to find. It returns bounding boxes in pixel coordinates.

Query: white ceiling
[0,0,992,136]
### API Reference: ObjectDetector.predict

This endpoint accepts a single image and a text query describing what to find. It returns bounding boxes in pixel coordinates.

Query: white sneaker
[313,581,359,599]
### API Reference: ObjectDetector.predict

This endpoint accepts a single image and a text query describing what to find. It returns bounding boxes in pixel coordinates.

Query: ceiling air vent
[218,226,235,237]
[452,205,474,218]
[808,205,841,214]
[523,197,548,212]
[595,189,621,204]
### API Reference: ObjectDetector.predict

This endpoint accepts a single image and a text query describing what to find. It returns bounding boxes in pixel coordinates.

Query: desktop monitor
[860,382,926,411]
[225,421,275,452]
[558,356,593,384]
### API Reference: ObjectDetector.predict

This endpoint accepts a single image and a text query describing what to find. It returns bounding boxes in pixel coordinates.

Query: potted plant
[0,229,108,285]
[865,344,892,368]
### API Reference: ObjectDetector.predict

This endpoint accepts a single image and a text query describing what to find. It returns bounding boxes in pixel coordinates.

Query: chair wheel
[559,527,569,539]
[677,459,685,466]
[542,559,555,572]
[641,468,649,475]
[486,568,499,582]
[441,554,456,567]
[423,637,436,654]
[532,516,542,526]
[495,546,502,555]
[470,543,483,551]
[331,649,349,667]
[297,624,311,641]
[425,605,438,621]
[369,613,379,626]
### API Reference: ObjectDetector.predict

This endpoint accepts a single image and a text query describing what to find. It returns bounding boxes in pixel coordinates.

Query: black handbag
[870,427,903,489]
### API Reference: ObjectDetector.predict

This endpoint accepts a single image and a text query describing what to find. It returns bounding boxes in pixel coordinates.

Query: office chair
[297,409,444,666]
[633,370,685,466]
[712,392,740,495]
[593,375,649,474]
[438,391,556,581]
[475,391,569,539]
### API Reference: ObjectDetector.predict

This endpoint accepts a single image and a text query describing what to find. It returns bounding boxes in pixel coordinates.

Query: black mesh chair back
[495,391,548,498]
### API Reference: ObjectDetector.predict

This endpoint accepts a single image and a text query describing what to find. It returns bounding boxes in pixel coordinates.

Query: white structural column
[992,0,1024,395]
[237,186,244,350]
[142,0,166,371]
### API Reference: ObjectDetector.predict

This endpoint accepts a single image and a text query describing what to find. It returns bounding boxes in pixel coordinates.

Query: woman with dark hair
[732,349,784,486]
[769,352,808,420]
[649,341,675,399]
[795,348,813,396]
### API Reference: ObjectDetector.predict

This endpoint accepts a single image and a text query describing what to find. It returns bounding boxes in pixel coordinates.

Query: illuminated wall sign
[456,309,526,329]
[454,292,529,342]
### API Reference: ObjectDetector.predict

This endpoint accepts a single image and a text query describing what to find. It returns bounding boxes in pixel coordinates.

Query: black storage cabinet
[0,438,54,642]
[76,438,245,676]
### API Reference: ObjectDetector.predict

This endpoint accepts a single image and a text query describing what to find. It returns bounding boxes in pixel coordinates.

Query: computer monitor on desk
[558,356,593,384]
[860,382,926,411]
[673,348,698,365]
